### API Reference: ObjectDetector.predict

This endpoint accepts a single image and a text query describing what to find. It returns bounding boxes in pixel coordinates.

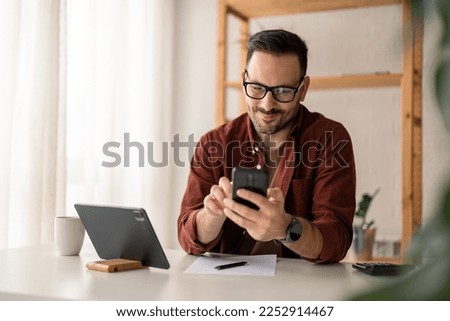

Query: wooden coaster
[86,258,147,272]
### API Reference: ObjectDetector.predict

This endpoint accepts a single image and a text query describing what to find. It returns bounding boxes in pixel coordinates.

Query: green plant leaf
[355,189,379,224]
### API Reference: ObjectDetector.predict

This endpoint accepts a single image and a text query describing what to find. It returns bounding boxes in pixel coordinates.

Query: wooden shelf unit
[216,0,423,262]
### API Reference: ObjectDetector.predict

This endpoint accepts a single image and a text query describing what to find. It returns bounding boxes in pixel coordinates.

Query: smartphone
[231,167,268,210]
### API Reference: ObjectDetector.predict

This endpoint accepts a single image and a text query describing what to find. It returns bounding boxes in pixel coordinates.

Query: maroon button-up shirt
[177,106,356,263]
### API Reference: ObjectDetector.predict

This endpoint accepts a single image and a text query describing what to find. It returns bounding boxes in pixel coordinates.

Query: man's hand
[223,187,291,242]
[223,187,323,259]
[198,180,323,259]
[203,177,232,218]
[195,177,232,244]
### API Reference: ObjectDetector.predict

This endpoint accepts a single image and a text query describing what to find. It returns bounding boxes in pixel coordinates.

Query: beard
[248,105,298,136]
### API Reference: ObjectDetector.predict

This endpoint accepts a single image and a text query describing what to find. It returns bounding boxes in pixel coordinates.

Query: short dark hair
[246,29,308,77]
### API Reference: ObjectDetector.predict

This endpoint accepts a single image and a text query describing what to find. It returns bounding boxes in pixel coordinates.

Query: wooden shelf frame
[216,0,423,262]
[225,73,402,91]
[225,0,401,18]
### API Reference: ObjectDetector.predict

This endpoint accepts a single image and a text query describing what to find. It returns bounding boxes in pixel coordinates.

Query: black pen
[214,261,248,270]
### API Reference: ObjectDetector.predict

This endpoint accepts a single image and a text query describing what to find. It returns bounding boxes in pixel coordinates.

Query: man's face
[244,51,307,136]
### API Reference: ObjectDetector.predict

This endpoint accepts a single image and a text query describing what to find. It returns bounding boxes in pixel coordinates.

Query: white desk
[0,244,386,301]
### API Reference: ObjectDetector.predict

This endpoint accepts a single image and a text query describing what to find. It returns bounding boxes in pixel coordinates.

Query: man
[178,29,356,263]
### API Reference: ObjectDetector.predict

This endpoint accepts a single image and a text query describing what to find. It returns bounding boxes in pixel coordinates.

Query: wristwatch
[282,216,302,243]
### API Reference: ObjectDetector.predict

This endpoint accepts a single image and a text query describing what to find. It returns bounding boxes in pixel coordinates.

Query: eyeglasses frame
[242,70,305,103]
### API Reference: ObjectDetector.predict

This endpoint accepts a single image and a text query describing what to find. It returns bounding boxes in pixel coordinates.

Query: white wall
[171,1,450,249]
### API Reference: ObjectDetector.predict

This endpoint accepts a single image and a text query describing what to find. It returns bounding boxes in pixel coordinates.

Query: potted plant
[353,188,380,261]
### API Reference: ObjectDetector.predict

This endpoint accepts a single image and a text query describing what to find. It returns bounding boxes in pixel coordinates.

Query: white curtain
[0,0,65,249]
[0,0,176,249]
[65,0,176,248]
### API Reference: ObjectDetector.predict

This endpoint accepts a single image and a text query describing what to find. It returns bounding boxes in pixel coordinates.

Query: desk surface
[0,244,386,301]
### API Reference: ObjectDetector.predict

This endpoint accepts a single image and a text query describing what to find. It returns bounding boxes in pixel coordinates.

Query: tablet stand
[86,258,148,272]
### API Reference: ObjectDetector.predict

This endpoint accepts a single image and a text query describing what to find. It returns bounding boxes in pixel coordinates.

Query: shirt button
[256,164,262,170]
[254,147,259,152]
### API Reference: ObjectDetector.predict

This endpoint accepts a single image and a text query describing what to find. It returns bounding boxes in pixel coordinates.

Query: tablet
[74,203,170,269]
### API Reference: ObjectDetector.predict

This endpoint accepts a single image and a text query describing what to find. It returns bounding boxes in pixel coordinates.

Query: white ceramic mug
[54,216,85,256]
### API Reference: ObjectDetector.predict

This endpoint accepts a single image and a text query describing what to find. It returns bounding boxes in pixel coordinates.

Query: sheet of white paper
[183,254,277,276]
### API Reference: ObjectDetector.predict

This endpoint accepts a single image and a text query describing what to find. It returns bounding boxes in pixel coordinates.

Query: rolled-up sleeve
[310,125,356,263]
[177,135,224,254]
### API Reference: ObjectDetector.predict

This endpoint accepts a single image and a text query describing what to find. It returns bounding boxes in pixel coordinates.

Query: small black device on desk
[352,262,415,276]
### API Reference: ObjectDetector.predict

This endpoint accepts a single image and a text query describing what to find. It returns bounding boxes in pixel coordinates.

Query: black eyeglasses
[243,71,304,103]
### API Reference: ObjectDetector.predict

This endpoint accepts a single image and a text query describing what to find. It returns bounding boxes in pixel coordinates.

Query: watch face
[288,218,302,242]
